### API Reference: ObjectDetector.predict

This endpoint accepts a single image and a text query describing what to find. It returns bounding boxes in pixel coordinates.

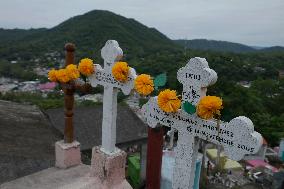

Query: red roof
[38,82,56,90]
[246,159,278,173]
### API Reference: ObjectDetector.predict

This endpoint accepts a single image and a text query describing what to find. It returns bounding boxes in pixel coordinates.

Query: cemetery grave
[0,40,264,189]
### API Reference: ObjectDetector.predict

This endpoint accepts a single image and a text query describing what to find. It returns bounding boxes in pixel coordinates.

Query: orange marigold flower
[78,58,94,76]
[157,89,181,113]
[197,96,223,119]
[48,69,58,82]
[112,62,129,82]
[134,74,154,96]
[56,69,70,83]
[66,64,80,80]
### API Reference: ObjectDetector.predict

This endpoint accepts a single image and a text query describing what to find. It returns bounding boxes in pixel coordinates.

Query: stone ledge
[55,140,81,169]
[0,165,90,189]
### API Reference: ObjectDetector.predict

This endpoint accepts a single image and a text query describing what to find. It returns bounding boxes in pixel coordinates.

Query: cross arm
[88,40,137,95]
[188,116,262,161]
[88,64,136,95]
[141,97,263,160]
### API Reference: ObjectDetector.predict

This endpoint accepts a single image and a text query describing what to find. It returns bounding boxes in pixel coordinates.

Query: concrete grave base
[90,146,132,189]
[55,140,81,169]
[0,164,131,189]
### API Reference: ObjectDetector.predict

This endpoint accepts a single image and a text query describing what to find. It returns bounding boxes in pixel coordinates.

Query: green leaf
[182,101,196,115]
[154,73,167,90]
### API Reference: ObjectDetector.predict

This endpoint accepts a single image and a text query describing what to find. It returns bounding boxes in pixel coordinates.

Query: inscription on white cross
[141,57,262,189]
[89,40,137,154]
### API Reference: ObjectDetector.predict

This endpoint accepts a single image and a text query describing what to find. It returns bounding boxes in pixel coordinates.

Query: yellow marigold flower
[157,89,181,113]
[48,69,58,82]
[56,69,70,83]
[78,58,94,76]
[197,96,223,119]
[112,62,129,82]
[134,74,154,96]
[66,64,80,80]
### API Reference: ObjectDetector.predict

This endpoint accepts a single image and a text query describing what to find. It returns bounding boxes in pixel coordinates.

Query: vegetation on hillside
[0,92,64,110]
[0,59,39,81]
[130,49,284,146]
[175,39,284,53]
[0,10,283,146]
[175,39,255,53]
[0,28,46,43]
[0,10,179,62]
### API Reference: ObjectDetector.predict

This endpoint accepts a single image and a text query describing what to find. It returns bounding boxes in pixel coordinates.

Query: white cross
[88,40,137,154]
[141,57,262,189]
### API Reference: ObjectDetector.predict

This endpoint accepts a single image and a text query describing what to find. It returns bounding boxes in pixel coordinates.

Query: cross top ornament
[141,57,262,189]
[89,40,137,154]
[101,40,123,65]
[177,57,217,105]
[89,40,136,95]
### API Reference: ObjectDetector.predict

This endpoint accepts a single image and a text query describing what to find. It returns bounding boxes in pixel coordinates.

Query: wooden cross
[141,57,263,189]
[88,40,137,154]
[63,43,91,143]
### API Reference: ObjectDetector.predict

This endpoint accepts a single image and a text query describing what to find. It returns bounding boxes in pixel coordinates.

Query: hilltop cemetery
[0,39,283,189]
[0,10,284,189]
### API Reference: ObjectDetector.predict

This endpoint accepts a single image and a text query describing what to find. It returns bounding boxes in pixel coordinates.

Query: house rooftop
[45,105,148,150]
[0,100,61,184]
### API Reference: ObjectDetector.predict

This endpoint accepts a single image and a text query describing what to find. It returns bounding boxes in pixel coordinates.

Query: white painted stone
[89,64,136,95]
[141,57,262,189]
[177,57,217,106]
[88,40,137,154]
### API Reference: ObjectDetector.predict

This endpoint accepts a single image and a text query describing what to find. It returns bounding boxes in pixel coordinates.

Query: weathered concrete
[90,146,132,189]
[0,165,90,189]
[0,100,131,188]
[0,100,61,184]
[0,164,132,189]
[45,105,148,151]
[55,140,81,169]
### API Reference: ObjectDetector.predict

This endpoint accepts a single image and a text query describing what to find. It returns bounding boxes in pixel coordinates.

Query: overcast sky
[1,0,284,46]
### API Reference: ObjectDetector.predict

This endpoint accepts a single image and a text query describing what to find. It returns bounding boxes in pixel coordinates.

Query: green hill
[174,39,284,53]
[174,39,256,53]
[1,10,283,60]
[0,10,179,60]
[0,28,46,43]
[259,46,284,52]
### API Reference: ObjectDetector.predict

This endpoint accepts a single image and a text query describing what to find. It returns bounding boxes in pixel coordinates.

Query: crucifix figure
[89,40,137,154]
[141,57,262,189]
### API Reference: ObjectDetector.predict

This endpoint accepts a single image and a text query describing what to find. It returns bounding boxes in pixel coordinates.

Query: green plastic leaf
[154,73,167,90]
[182,101,196,115]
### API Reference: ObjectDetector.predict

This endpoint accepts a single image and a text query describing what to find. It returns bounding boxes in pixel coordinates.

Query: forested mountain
[0,10,179,60]
[1,10,283,60]
[259,46,284,52]
[174,39,284,53]
[0,28,46,43]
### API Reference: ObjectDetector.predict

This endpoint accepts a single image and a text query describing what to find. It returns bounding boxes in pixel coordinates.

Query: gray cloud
[0,0,283,46]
